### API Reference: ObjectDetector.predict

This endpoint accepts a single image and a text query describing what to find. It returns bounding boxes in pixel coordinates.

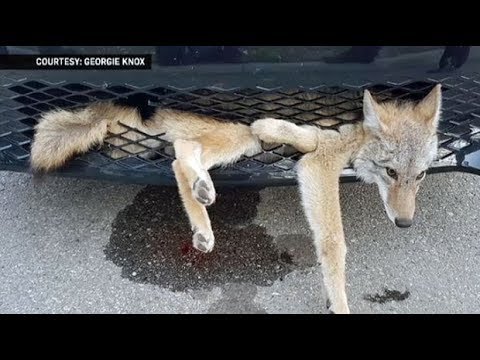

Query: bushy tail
[30,102,145,172]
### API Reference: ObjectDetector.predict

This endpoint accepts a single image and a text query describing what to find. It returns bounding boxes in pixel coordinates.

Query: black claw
[325,298,336,314]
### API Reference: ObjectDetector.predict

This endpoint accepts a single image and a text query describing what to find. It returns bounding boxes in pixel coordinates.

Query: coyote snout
[381,179,419,228]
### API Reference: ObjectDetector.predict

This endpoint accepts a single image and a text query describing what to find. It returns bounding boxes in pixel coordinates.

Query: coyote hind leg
[174,139,216,206]
[172,159,214,253]
[172,130,261,253]
[172,139,216,253]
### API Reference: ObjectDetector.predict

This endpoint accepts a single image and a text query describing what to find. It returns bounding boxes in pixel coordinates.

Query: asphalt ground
[0,170,479,313]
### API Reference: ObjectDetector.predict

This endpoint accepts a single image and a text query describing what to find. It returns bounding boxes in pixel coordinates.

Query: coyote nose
[395,218,412,228]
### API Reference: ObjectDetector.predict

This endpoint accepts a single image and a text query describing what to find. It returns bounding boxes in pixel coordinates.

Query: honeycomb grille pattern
[1,75,480,185]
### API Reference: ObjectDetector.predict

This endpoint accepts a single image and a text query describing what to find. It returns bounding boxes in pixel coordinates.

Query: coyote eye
[416,171,426,181]
[386,167,397,179]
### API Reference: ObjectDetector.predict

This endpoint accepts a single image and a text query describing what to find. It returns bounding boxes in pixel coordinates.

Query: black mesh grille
[1,75,480,186]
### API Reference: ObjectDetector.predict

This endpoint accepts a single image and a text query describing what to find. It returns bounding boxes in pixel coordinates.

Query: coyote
[30,103,262,253]
[251,85,442,313]
[30,85,441,314]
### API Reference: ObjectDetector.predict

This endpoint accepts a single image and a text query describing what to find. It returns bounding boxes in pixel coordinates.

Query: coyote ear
[417,84,442,129]
[363,90,385,135]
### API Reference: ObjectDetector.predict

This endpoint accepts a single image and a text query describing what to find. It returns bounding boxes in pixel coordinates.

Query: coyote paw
[192,231,215,253]
[251,118,284,144]
[192,177,216,206]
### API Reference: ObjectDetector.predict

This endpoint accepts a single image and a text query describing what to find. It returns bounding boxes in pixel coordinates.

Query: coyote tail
[30,102,154,172]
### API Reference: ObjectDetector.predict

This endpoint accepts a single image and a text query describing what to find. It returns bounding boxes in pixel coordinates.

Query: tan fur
[296,126,364,314]
[252,121,366,314]
[249,119,318,153]
[31,102,262,253]
[387,182,418,221]
[251,85,442,314]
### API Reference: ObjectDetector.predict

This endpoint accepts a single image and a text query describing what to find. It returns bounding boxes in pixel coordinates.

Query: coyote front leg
[297,153,350,314]
[252,118,360,313]
[251,118,318,153]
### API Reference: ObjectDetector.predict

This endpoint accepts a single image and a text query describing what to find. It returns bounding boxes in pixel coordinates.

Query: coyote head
[353,85,442,227]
